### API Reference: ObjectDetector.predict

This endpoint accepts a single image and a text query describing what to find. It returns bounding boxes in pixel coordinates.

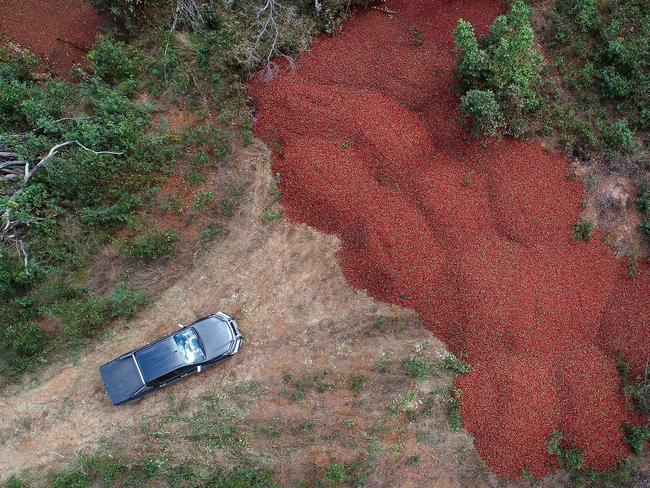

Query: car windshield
[174,328,205,364]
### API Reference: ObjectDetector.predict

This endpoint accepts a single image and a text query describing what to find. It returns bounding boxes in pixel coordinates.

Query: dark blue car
[99,312,242,405]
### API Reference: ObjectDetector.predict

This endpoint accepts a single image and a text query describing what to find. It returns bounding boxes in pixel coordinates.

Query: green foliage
[605,120,636,154]
[88,36,137,85]
[548,431,582,471]
[453,0,545,137]
[1,320,48,356]
[193,191,216,211]
[617,359,650,414]
[106,282,150,320]
[61,297,110,339]
[91,0,173,32]
[323,463,348,485]
[349,375,368,394]
[373,357,391,373]
[200,221,222,242]
[125,229,178,262]
[20,448,279,488]
[262,208,282,223]
[572,0,598,32]
[459,90,503,137]
[402,357,439,380]
[572,219,593,241]
[600,67,631,100]
[447,387,463,433]
[625,424,650,455]
[80,195,140,228]
[441,352,471,377]
[453,20,486,89]
[548,0,648,158]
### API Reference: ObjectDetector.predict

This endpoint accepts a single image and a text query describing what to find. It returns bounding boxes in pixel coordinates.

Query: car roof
[134,335,191,383]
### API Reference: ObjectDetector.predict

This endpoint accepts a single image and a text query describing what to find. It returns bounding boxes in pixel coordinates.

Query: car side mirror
[197,365,202,373]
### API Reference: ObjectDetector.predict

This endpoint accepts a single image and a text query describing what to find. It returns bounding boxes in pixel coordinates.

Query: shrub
[402,357,439,380]
[324,463,348,485]
[91,0,173,32]
[453,20,486,89]
[106,282,150,319]
[61,297,110,339]
[199,221,222,242]
[600,67,631,100]
[572,0,598,32]
[441,352,471,376]
[1,321,48,356]
[126,229,178,262]
[88,36,137,85]
[447,387,463,432]
[572,220,593,241]
[548,431,583,471]
[453,0,544,137]
[0,245,38,299]
[80,196,140,228]
[605,120,636,154]
[637,185,650,239]
[349,375,368,394]
[625,424,650,455]
[459,90,503,137]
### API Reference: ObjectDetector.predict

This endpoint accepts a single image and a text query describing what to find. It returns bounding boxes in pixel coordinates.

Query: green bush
[572,0,598,32]
[548,0,649,161]
[1,321,48,356]
[637,184,650,239]
[88,36,138,85]
[402,357,439,380]
[548,431,583,471]
[605,120,636,154]
[126,229,178,262]
[324,463,348,485]
[572,220,593,241]
[453,20,486,89]
[80,196,140,228]
[459,90,503,137]
[106,282,150,319]
[91,0,173,32]
[61,297,110,339]
[600,67,631,100]
[625,424,650,455]
[453,0,545,137]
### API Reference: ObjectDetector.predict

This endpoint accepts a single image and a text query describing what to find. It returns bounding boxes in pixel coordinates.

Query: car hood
[99,354,144,405]
[192,317,234,359]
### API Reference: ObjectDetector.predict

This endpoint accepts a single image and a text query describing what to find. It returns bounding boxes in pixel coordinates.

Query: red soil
[0,0,101,77]
[250,0,650,478]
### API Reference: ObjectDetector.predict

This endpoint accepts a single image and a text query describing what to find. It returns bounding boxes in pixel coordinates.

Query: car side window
[154,365,194,385]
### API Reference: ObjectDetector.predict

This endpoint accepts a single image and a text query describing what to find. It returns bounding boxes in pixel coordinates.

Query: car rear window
[174,328,205,364]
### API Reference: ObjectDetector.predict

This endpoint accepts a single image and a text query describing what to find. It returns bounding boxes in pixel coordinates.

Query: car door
[153,365,196,387]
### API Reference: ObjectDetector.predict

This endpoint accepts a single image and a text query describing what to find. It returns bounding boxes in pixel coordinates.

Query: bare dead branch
[23,140,123,185]
[17,239,29,273]
[0,161,27,171]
